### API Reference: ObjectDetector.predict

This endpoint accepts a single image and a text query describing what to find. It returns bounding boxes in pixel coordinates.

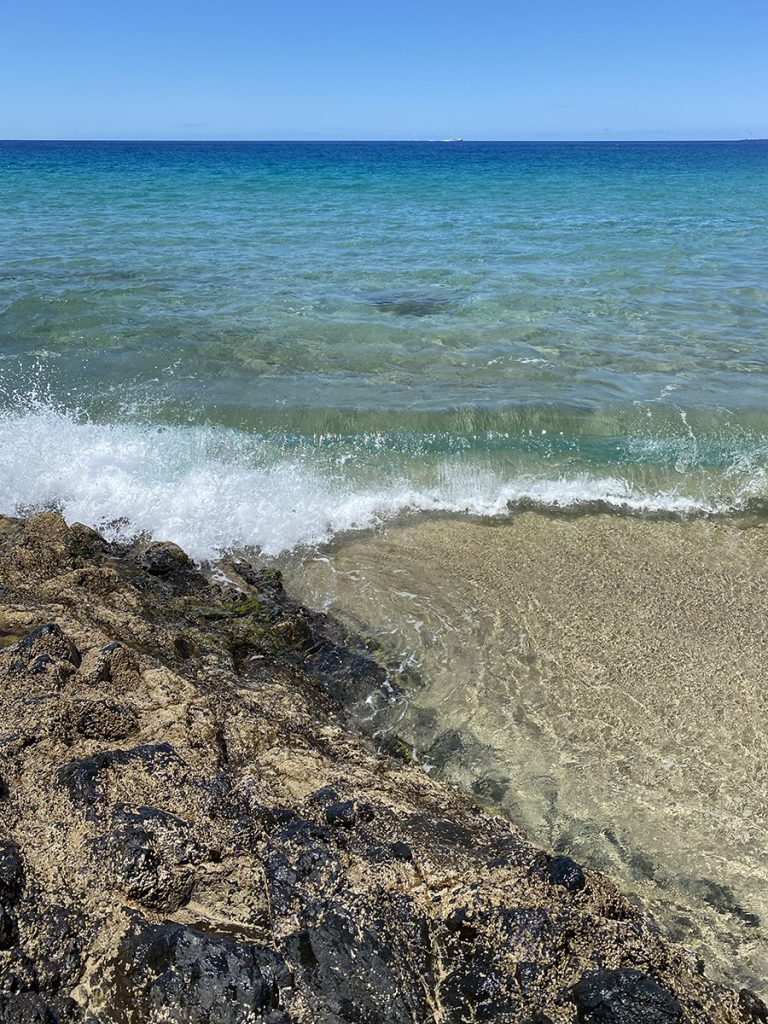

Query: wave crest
[0,406,765,559]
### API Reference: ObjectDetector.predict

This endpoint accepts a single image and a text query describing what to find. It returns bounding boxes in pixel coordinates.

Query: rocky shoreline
[0,512,762,1023]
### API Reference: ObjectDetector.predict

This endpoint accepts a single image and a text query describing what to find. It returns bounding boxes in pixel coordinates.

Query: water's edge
[279,510,768,995]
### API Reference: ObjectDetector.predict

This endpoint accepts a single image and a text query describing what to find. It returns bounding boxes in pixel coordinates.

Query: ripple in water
[281,513,768,996]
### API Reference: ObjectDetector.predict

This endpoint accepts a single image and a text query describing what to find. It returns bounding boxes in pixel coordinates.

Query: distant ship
[442,137,464,143]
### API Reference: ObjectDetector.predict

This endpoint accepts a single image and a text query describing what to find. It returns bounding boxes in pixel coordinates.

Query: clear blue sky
[3,0,767,140]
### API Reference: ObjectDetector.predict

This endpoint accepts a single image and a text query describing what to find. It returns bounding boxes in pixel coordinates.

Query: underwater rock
[364,290,456,317]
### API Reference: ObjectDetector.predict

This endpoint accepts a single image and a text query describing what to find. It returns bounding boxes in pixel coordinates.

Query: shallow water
[281,513,768,994]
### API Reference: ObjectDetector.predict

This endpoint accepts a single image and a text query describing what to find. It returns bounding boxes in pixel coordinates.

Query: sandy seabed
[286,513,768,992]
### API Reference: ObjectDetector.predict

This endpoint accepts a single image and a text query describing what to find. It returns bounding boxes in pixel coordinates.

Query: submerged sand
[283,513,768,992]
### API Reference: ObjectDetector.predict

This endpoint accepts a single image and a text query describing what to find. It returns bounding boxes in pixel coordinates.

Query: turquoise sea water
[1,140,767,555]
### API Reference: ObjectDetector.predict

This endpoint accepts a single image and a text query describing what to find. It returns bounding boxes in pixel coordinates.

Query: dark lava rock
[545,855,586,893]
[740,988,768,1023]
[113,920,291,1023]
[324,800,358,828]
[287,899,432,1024]
[390,841,413,862]
[57,742,183,816]
[438,951,516,1022]
[25,904,86,997]
[265,820,340,916]
[496,906,557,957]
[573,969,686,1023]
[516,960,546,994]
[0,903,18,949]
[1,904,85,1001]
[0,841,24,902]
[107,805,202,912]
[307,785,340,808]
[139,541,190,576]
[9,624,81,675]
[0,993,67,1024]
[445,906,478,943]
[323,799,373,829]
[0,513,748,1024]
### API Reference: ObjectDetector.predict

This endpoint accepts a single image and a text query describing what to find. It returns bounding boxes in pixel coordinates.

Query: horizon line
[0,137,762,144]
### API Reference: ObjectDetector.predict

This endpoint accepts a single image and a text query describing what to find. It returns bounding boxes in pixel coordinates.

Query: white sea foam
[0,406,762,561]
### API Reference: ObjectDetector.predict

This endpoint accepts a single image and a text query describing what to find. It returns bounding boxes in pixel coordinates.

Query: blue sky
[3,0,767,140]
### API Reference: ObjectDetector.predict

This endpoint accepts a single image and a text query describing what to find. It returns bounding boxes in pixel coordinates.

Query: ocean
[2,140,768,991]
[1,140,767,555]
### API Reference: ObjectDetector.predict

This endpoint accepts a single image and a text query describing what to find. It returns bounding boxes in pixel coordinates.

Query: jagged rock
[0,992,75,1024]
[57,698,138,741]
[286,899,432,1024]
[0,515,751,1022]
[324,799,373,828]
[105,805,206,912]
[112,920,292,1023]
[438,950,517,1021]
[0,843,23,903]
[8,624,81,684]
[740,989,768,1023]
[265,820,341,917]
[56,742,184,816]
[139,541,191,576]
[0,904,83,998]
[572,969,685,1023]
[324,800,358,827]
[540,854,587,893]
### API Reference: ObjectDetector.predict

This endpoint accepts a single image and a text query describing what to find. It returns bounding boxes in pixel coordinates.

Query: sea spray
[1,402,767,558]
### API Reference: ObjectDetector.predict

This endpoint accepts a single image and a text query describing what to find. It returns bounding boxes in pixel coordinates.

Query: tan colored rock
[0,513,758,1024]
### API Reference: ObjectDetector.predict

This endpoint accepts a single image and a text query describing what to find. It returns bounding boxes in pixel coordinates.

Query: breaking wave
[0,403,766,560]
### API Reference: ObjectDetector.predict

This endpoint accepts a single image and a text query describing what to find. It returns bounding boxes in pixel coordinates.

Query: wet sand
[283,513,768,992]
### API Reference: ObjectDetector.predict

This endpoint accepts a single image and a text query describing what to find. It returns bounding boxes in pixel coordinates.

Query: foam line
[0,406,763,560]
